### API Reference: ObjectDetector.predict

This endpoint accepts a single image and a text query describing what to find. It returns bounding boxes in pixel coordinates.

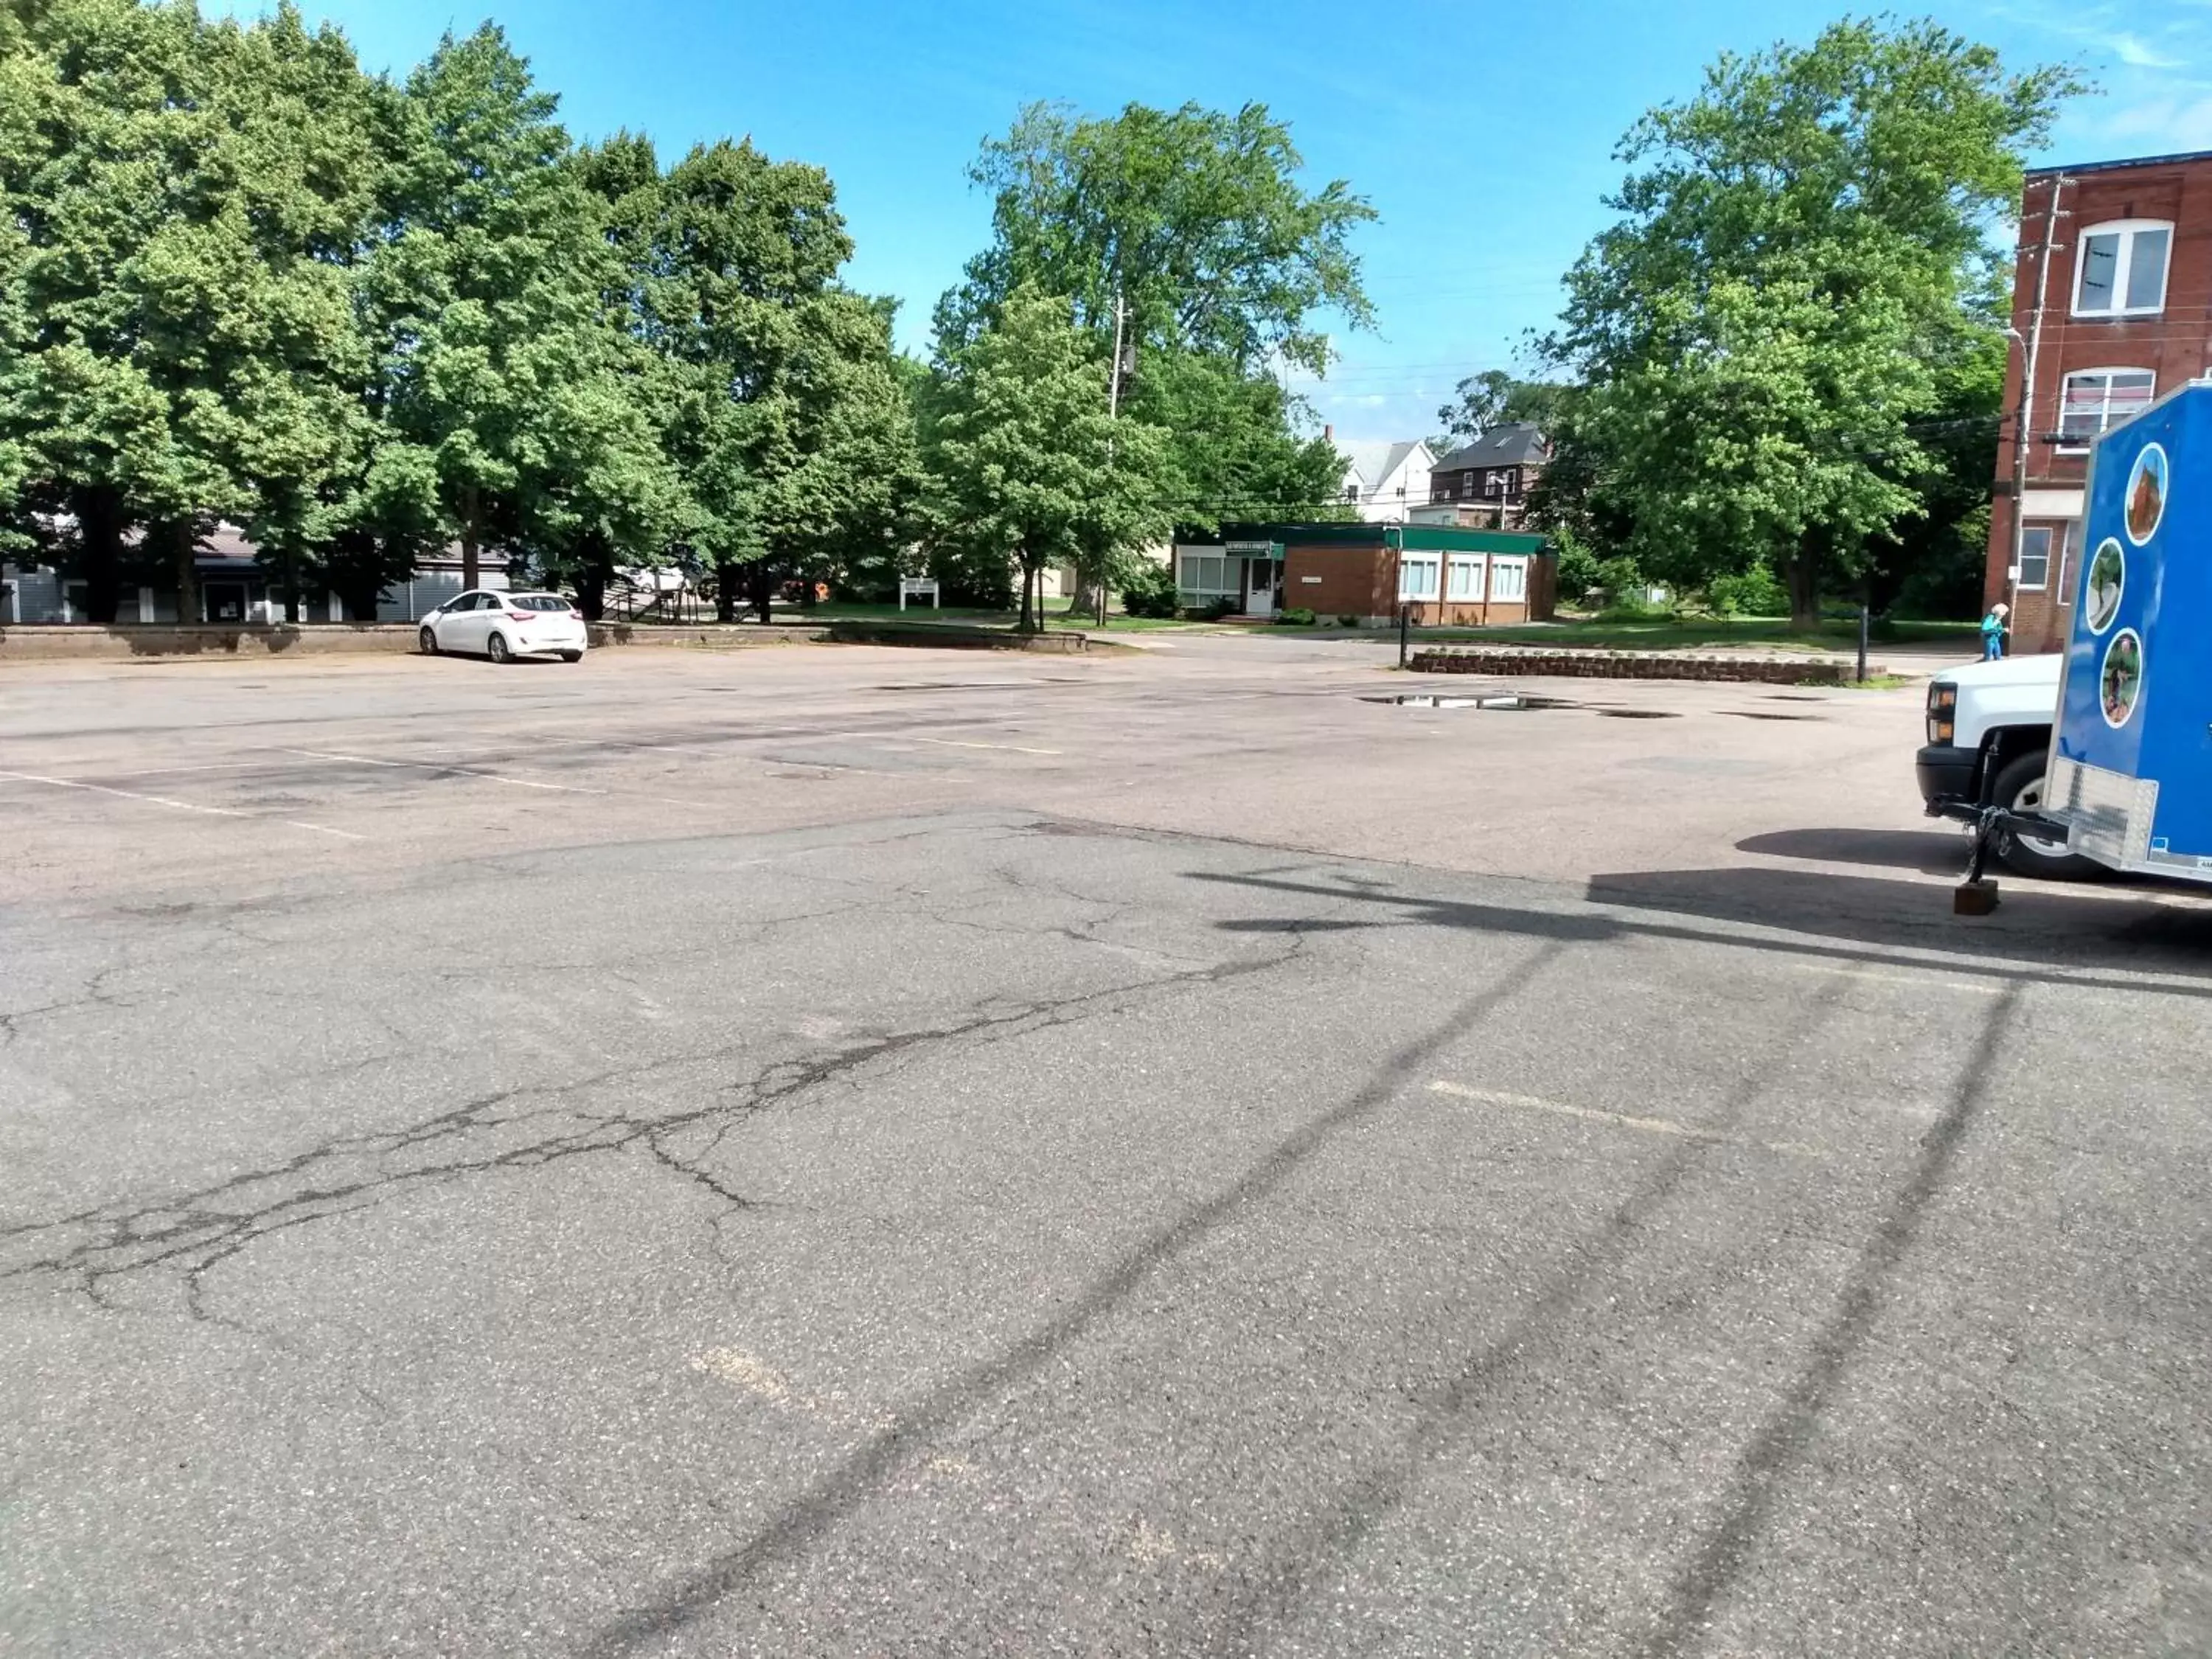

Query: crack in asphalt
[0,918,1321,1319]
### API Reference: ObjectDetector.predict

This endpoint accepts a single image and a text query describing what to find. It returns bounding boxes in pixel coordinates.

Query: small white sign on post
[899,576,941,612]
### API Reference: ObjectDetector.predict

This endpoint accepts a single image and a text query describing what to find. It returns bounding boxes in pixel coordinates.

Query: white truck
[1916,653,2096,880]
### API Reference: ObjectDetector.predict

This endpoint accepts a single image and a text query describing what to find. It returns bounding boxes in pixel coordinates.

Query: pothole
[1364,694,1682,718]
[1724,711,1822,722]
[1364,693,1576,711]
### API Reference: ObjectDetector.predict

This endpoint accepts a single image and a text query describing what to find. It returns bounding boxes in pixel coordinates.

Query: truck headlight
[1927,683,1957,746]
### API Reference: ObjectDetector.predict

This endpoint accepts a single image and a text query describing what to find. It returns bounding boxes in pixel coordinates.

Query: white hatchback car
[419,590,588,664]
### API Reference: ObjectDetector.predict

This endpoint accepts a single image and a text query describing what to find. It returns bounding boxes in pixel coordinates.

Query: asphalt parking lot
[4,638,2211,1657]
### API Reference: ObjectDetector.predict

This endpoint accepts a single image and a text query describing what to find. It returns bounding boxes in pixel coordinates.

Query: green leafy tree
[370,24,629,591]
[936,100,1370,567]
[4,0,381,620]
[1433,369,1569,448]
[639,139,917,622]
[926,285,1169,632]
[1542,18,2081,626]
[1126,352,1341,527]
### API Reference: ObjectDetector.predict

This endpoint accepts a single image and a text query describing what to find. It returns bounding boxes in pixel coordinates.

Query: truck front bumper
[1916,743,1980,811]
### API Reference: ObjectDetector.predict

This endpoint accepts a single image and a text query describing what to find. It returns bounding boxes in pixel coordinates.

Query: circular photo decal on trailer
[2085,537,2126,633]
[2125,443,2167,546]
[2101,628,2143,729]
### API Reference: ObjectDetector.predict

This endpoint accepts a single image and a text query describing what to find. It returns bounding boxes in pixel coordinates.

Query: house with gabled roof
[1427,422,1550,529]
[1335,436,1436,523]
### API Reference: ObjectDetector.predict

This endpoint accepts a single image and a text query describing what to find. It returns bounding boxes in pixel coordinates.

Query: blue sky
[229,0,2212,442]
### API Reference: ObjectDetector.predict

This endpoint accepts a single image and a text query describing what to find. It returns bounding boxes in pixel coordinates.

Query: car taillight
[507,610,533,622]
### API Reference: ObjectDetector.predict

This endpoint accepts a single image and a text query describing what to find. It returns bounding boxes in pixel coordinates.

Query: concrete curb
[822,621,1132,654]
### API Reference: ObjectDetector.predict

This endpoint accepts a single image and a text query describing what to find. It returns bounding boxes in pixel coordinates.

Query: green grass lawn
[800,600,1203,633]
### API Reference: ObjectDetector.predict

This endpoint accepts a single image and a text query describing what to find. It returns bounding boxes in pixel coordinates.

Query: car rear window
[509,594,574,611]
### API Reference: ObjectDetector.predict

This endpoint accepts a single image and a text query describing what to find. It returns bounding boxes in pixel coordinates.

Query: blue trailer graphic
[2044,380,2208,877]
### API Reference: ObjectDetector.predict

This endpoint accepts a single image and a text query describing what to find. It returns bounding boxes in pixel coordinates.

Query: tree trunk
[72,485,125,624]
[748,562,774,625]
[1017,553,1036,633]
[1781,540,1823,632]
[714,557,738,623]
[574,563,606,622]
[459,484,481,591]
[282,546,300,625]
[167,523,197,625]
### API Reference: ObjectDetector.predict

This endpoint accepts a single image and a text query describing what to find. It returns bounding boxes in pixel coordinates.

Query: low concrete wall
[1410,647,1859,686]
[823,621,1115,653]
[0,624,420,661]
[0,621,815,662]
[586,622,805,650]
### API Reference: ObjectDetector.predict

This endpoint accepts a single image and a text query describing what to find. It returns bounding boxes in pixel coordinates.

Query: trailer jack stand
[1953,805,2003,915]
[1953,877,2000,916]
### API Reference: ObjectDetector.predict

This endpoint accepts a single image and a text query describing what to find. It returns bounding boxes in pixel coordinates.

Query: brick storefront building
[1992,149,2212,653]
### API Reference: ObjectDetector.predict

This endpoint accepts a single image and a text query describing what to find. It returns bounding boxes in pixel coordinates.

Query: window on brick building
[1397,554,1441,602]
[2059,369,2156,448]
[2073,222,2172,317]
[1446,554,1486,601]
[2017,525,2059,591]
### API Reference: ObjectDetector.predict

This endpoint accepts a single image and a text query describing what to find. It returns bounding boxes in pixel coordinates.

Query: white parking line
[0,769,367,841]
[277,745,735,809]
[0,769,248,818]
[280,748,606,795]
[1790,962,2006,995]
[1427,1079,1820,1158]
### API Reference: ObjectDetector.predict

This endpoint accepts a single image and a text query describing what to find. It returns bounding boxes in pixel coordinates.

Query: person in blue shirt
[1981,602,2009,661]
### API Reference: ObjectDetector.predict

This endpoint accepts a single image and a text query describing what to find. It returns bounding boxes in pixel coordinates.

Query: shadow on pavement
[1199,862,2212,990]
[1736,825,1972,877]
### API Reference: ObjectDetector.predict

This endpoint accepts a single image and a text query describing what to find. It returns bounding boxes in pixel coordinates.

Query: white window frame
[2056,367,2155,451]
[2072,220,2173,319]
[2017,524,2058,593]
[1445,554,1486,602]
[1175,552,1239,602]
[1397,553,1441,602]
[1489,558,1528,603]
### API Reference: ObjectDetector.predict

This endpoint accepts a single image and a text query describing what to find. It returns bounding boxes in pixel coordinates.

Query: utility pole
[2008,173,2070,641]
[1100,290,1127,627]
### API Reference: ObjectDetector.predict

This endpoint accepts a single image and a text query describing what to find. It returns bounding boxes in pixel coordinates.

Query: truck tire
[1990,752,2100,880]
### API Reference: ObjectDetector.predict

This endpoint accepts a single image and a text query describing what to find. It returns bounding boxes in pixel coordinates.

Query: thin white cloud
[2102,95,2212,148]
[2112,32,2187,69]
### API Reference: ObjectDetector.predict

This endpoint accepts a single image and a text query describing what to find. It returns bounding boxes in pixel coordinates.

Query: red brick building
[1991,149,2212,653]
[1176,524,1554,626]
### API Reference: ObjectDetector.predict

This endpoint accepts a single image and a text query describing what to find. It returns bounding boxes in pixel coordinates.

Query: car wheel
[559,650,582,664]
[418,625,438,655]
[487,632,512,665]
[1990,752,2099,880]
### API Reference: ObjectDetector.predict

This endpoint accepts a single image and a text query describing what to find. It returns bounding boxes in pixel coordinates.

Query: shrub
[1705,565,1787,617]
[1551,526,1601,603]
[1595,555,1654,615]
[1119,558,1180,619]
[1272,606,1317,627]
[1337,613,1361,629]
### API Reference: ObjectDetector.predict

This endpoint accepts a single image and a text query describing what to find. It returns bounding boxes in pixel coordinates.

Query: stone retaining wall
[0,621,808,661]
[0,624,422,661]
[1409,647,1857,686]
[824,621,1113,653]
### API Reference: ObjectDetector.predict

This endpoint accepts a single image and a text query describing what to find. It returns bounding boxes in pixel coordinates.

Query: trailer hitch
[1929,796,2076,915]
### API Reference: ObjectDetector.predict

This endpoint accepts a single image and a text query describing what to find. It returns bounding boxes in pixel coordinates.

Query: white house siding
[4,566,64,622]
[377,568,467,623]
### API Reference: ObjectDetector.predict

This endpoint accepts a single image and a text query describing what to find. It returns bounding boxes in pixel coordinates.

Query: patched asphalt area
[3,644,2209,1656]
